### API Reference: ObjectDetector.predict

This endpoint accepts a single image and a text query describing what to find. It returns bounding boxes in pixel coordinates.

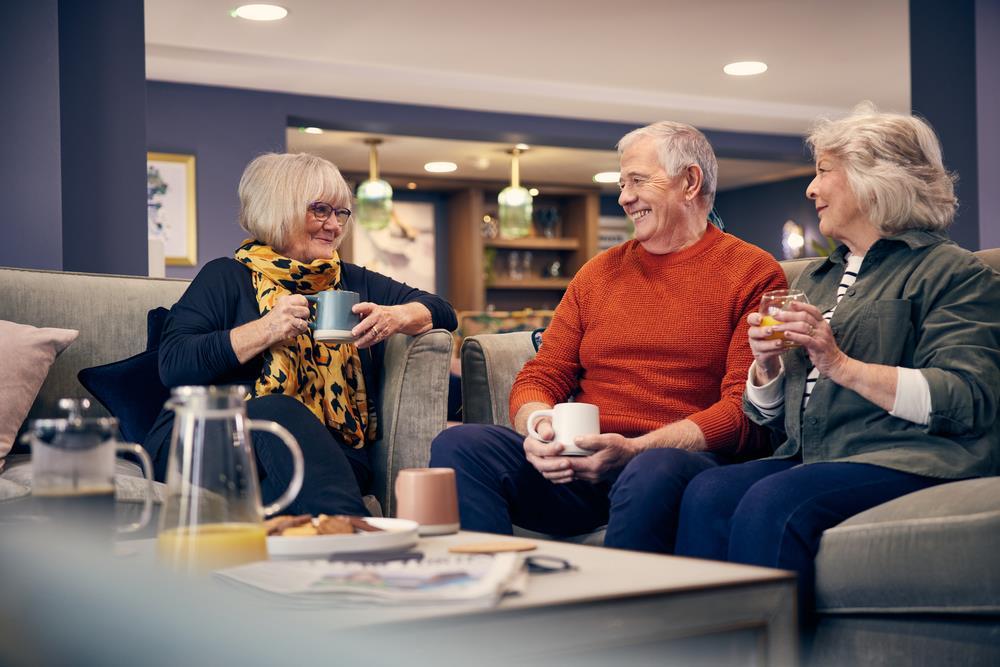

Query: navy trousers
[429,424,727,552]
[674,457,945,616]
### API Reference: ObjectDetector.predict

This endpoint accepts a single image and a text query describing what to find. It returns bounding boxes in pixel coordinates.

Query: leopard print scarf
[235,239,375,448]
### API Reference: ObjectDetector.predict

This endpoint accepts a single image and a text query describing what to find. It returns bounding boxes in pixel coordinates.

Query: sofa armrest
[460,332,537,428]
[815,477,1000,614]
[370,329,454,517]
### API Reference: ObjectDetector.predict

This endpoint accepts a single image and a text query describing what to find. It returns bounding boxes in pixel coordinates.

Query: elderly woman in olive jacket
[674,104,1000,616]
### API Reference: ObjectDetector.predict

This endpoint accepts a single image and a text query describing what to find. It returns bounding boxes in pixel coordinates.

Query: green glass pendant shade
[498,185,532,239]
[498,148,532,239]
[356,139,393,231]
[356,178,393,231]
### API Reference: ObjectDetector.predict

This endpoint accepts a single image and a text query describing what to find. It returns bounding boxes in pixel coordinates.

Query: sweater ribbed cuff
[687,403,745,452]
[509,388,557,426]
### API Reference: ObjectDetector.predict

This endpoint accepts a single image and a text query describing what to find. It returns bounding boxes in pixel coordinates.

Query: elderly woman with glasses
[674,104,1000,617]
[143,153,457,516]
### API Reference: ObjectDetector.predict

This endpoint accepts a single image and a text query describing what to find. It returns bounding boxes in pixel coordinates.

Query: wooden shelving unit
[450,186,600,312]
[344,172,601,313]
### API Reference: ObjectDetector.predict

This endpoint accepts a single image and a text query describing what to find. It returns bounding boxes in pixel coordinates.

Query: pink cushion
[0,321,79,462]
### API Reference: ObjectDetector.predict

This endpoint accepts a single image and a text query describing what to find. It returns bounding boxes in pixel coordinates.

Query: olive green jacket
[744,230,1000,479]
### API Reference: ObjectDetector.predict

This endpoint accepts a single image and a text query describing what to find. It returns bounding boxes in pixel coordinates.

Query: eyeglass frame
[523,555,576,575]
[307,201,352,224]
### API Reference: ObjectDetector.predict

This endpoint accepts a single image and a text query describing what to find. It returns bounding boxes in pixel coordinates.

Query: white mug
[526,403,599,456]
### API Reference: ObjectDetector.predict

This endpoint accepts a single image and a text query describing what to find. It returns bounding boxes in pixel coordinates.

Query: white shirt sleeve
[890,366,932,425]
[745,359,785,419]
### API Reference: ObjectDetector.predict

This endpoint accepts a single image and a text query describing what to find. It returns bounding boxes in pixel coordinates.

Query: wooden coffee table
[302,530,799,666]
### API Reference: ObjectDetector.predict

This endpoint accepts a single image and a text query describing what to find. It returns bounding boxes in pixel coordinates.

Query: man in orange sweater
[431,121,787,552]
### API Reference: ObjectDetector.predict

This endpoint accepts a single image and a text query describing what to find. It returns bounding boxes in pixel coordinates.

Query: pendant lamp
[355,138,393,231]
[498,147,533,239]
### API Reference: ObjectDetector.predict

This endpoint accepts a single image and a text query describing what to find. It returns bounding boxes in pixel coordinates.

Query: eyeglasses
[524,555,576,575]
[308,201,352,224]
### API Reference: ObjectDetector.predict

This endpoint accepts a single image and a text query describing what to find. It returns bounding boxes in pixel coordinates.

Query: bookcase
[447,185,600,312]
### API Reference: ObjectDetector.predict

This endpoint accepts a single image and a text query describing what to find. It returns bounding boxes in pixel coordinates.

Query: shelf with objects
[450,185,600,313]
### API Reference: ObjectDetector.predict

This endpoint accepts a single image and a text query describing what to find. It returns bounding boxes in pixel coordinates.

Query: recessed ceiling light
[514,143,531,151]
[723,61,767,76]
[528,188,539,197]
[424,161,457,173]
[406,182,417,190]
[593,171,620,184]
[231,4,288,21]
[302,126,323,134]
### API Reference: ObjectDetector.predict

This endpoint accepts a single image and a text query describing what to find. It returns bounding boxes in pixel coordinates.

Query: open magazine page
[214,553,525,607]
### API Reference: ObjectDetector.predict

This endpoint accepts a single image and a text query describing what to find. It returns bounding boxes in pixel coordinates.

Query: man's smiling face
[617,136,691,252]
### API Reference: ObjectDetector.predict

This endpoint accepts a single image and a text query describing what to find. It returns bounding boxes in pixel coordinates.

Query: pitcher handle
[246,419,304,517]
[115,443,155,534]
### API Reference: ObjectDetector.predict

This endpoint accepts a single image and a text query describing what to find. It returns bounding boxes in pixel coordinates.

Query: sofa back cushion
[0,267,189,427]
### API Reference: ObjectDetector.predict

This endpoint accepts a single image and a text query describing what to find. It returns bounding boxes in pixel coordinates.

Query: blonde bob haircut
[617,121,718,209]
[238,152,353,250]
[806,102,957,235]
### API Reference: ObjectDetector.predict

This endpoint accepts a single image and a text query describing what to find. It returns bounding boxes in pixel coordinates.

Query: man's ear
[684,165,703,202]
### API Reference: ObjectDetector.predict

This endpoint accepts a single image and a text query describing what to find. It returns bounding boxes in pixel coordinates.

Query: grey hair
[237,152,353,249]
[617,121,718,208]
[806,102,957,234]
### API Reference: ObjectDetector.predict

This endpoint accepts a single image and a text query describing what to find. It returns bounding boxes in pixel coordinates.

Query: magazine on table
[214,552,526,607]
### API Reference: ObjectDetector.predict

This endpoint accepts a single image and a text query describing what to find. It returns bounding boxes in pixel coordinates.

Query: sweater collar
[634,223,723,269]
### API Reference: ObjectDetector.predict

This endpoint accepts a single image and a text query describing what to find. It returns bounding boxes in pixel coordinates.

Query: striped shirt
[802,253,864,407]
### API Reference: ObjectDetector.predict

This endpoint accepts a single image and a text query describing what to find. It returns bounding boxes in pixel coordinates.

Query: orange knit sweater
[510,224,787,454]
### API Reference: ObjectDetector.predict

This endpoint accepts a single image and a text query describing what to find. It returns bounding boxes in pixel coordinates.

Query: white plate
[266,517,419,558]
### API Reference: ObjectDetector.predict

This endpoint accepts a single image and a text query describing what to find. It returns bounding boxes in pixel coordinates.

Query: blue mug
[304,290,360,343]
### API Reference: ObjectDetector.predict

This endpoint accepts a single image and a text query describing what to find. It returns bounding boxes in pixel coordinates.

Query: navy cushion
[146,307,169,350]
[531,327,545,352]
[78,350,169,445]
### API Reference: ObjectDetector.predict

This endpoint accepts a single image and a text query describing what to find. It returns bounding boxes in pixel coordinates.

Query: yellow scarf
[234,239,375,448]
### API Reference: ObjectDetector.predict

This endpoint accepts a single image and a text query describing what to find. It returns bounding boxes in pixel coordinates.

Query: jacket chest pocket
[872,299,914,365]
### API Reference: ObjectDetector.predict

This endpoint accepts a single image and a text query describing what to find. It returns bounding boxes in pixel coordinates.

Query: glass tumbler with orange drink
[759,289,811,348]
[157,386,303,574]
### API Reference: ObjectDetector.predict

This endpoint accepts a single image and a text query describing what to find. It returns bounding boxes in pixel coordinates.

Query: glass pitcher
[24,398,154,537]
[157,385,303,573]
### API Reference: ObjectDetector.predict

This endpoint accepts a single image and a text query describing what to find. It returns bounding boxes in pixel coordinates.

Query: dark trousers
[674,457,945,616]
[152,394,370,517]
[429,424,726,552]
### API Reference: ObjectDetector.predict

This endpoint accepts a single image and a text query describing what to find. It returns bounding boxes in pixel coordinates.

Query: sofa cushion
[1,454,164,504]
[146,307,170,350]
[78,350,170,445]
[0,321,79,465]
[815,477,1000,614]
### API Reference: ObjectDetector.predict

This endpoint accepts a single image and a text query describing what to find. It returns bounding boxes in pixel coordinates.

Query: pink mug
[394,468,460,536]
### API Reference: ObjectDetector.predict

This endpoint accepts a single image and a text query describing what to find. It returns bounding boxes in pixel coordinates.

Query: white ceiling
[146,0,908,193]
[145,0,911,136]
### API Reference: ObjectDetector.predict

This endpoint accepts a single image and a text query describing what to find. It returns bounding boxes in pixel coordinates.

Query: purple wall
[910,0,980,250]
[977,0,1000,249]
[0,1,148,275]
[0,2,63,270]
[713,176,819,259]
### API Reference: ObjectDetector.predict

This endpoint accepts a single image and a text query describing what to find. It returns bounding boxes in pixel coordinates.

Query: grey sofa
[460,249,1000,665]
[0,266,453,518]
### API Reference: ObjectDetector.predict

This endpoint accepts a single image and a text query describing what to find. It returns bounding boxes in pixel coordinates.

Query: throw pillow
[0,321,79,460]
[146,307,169,351]
[77,350,170,445]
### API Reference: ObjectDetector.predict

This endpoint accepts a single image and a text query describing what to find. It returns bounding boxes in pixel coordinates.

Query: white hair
[237,153,353,249]
[806,102,957,234]
[617,121,718,208]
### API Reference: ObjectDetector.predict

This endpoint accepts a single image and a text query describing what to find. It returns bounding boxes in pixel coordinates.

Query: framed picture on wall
[352,201,436,293]
[147,152,197,266]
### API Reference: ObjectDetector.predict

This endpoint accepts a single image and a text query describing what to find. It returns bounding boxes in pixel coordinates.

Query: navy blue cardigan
[144,257,456,471]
